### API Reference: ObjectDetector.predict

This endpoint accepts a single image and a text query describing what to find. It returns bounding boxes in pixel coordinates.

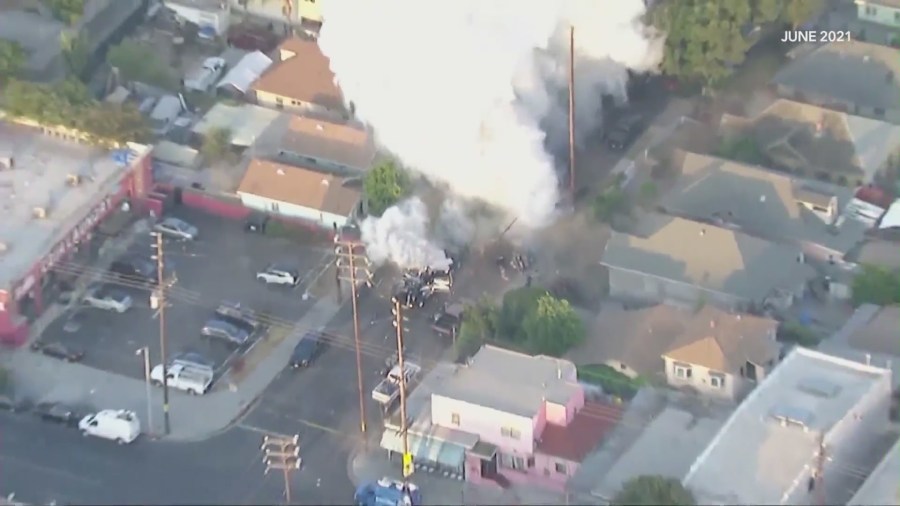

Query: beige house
[250,37,345,117]
[662,306,780,401]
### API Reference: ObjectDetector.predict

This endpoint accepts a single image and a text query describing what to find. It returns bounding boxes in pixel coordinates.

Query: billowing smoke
[436,199,476,252]
[360,197,452,270]
[320,0,662,266]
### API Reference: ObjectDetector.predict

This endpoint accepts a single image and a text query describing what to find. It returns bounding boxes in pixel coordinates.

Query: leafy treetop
[612,475,697,506]
[364,159,410,216]
[0,40,25,84]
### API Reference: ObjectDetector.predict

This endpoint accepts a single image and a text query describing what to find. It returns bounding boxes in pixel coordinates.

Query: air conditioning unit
[66,174,82,186]
[33,206,48,219]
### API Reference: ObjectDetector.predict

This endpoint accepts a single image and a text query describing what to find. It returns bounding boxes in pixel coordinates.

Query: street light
[135,347,153,436]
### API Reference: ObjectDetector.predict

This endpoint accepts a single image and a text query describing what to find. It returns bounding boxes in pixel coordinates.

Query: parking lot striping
[0,454,103,487]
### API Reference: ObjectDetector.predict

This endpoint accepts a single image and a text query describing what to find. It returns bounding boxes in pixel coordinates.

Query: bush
[593,187,629,222]
[578,364,642,400]
[715,136,765,165]
[613,475,696,506]
[777,321,820,347]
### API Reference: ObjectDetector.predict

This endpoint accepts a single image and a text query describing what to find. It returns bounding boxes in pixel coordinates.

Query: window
[710,374,726,389]
[450,413,460,426]
[498,453,525,470]
[555,462,568,474]
[269,202,280,213]
[511,456,525,470]
[865,6,877,16]
[500,426,521,440]
[275,97,284,109]
[673,363,692,379]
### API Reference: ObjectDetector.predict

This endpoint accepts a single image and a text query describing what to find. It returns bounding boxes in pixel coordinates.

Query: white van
[78,409,141,444]
[151,362,214,395]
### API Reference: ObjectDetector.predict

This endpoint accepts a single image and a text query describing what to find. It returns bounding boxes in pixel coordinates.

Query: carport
[192,103,280,148]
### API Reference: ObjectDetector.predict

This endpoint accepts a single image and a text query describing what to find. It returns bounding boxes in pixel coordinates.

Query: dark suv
[290,332,324,368]
[606,113,644,151]
[109,255,157,285]
[201,319,251,347]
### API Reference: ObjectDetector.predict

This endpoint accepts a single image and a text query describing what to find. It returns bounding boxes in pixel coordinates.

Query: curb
[153,394,263,444]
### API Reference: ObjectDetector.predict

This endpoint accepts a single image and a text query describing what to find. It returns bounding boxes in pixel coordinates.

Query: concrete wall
[857,2,900,28]
[431,394,535,456]
[238,193,349,229]
[181,188,252,220]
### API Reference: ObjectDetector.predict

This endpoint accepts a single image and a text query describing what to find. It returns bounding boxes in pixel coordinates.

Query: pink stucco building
[380,345,621,491]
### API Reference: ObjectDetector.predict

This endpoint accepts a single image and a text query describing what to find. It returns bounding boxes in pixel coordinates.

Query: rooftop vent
[321,179,330,186]
[797,378,841,398]
[66,174,82,187]
[276,168,285,176]
[769,404,814,431]
[0,156,14,170]
[315,124,324,131]
[33,206,48,219]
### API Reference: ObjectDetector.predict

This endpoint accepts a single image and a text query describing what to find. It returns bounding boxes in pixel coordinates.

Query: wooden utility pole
[568,25,576,196]
[262,434,301,505]
[335,240,372,434]
[392,300,412,481]
[153,232,171,435]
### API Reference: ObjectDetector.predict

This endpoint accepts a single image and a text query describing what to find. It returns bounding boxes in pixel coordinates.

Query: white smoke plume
[360,197,452,270]
[436,199,476,251]
[320,0,662,229]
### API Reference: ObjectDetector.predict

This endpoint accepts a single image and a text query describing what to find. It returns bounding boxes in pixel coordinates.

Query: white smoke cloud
[360,197,451,270]
[320,0,662,267]
[436,199,476,251]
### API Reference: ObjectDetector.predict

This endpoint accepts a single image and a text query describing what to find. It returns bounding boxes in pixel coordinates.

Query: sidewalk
[347,441,569,506]
[2,295,341,441]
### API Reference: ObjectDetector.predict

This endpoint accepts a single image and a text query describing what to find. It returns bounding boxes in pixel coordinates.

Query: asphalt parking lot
[39,209,334,384]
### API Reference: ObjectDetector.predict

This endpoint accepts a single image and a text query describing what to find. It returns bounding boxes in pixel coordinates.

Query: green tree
[456,298,499,361]
[752,0,784,24]
[593,187,628,222]
[47,0,86,25]
[0,40,25,83]
[364,159,410,216]
[612,475,696,506]
[107,39,177,90]
[201,127,234,162]
[653,0,753,87]
[80,103,151,146]
[497,286,547,341]
[782,0,820,28]
[60,32,91,78]
[851,265,900,306]
[521,293,585,356]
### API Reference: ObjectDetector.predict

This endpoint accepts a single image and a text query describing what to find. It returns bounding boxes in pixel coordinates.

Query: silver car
[153,217,199,241]
[83,285,133,313]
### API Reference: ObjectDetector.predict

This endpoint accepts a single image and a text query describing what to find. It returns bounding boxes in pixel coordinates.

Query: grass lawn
[577,364,645,400]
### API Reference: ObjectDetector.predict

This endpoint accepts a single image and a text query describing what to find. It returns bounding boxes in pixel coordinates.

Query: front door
[480,455,497,477]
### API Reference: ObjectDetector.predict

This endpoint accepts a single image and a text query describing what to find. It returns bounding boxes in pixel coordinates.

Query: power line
[150,232,174,435]
[392,300,413,482]
[334,239,372,435]
[261,433,301,505]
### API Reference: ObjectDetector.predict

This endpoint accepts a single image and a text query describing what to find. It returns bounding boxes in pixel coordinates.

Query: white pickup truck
[150,363,214,395]
[372,362,421,408]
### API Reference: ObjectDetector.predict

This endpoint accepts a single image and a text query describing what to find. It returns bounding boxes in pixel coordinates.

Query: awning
[470,441,498,459]
[379,431,466,469]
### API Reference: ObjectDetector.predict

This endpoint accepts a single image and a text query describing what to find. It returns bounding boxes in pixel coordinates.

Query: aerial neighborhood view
[1,0,900,505]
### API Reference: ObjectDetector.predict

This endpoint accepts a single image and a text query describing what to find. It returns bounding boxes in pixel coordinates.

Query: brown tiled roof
[236,158,360,216]
[536,402,621,462]
[663,306,779,373]
[282,115,375,170]
[251,37,343,111]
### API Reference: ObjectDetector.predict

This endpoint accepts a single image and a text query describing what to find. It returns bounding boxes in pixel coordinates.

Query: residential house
[191,103,280,148]
[215,50,273,98]
[683,347,893,505]
[236,158,361,230]
[380,345,621,491]
[824,304,900,386]
[278,114,376,175]
[0,0,143,82]
[855,0,900,30]
[250,36,345,117]
[570,303,690,380]
[229,0,323,26]
[600,214,815,312]
[660,152,870,262]
[720,99,900,186]
[662,306,780,401]
[772,40,900,124]
[848,438,900,505]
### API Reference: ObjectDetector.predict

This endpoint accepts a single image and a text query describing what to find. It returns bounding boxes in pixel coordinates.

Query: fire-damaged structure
[391,266,453,310]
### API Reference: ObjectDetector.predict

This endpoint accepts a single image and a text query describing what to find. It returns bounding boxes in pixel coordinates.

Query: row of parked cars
[0,397,141,445]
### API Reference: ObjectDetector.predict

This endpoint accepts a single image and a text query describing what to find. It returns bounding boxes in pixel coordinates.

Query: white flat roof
[0,123,138,288]
[848,438,900,505]
[683,348,891,505]
[192,103,280,147]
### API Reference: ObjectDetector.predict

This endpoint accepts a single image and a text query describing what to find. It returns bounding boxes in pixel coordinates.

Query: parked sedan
[200,319,251,347]
[34,402,80,426]
[256,264,300,286]
[30,340,85,362]
[153,217,199,241]
[83,284,133,313]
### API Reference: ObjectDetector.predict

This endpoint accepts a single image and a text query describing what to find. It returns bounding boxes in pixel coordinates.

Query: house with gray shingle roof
[720,99,900,185]
[660,153,870,262]
[772,40,900,124]
[600,214,815,312]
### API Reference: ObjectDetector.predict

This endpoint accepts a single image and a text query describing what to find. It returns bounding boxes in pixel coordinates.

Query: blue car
[354,478,421,506]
